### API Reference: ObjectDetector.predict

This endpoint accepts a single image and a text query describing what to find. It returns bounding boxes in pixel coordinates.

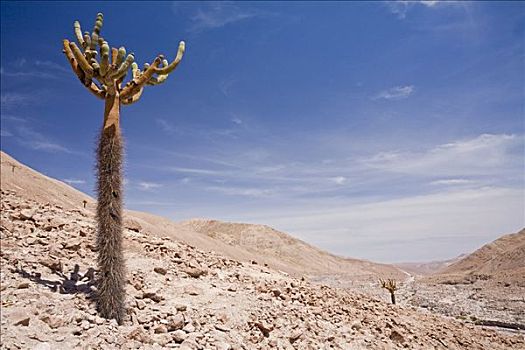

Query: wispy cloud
[138,181,163,191]
[155,118,175,134]
[0,67,57,79]
[167,166,231,176]
[34,60,69,73]
[175,2,265,33]
[1,59,68,80]
[0,129,13,137]
[386,1,455,19]
[374,85,414,100]
[430,179,475,186]
[63,178,86,185]
[231,117,243,125]
[15,126,73,154]
[330,176,347,185]
[363,133,523,177]
[1,93,32,109]
[206,185,275,198]
[219,77,237,96]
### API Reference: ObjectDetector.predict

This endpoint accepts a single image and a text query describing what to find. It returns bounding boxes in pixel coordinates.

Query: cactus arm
[90,13,103,52]
[99,42,110,77]
[121,86,144,105]
[115,47,126,68]
[74,21,86,49]
[146,74,168,86]
[111,47,118,67]
[62,39,105,99]
[69,41,94,76]
[131,62,140,79]
[111,54,134,81]
[153,41,185,75]
[120,56,162,99]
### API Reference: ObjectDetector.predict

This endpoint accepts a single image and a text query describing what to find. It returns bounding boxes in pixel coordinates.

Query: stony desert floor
[1,189,524,349]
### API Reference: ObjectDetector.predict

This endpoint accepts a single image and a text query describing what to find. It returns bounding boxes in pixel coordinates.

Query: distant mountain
[177,219,404,280]
[395,255,466,276]
[431,229,525,285]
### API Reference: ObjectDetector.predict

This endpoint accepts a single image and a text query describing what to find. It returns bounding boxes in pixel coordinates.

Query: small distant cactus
[379,278,398,305]
[62,12,185,324]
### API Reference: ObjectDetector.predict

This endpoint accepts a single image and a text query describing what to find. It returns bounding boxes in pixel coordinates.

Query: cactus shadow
[15,263,96,298]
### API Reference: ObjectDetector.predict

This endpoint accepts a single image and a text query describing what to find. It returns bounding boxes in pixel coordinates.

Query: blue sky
[1,1,524,262]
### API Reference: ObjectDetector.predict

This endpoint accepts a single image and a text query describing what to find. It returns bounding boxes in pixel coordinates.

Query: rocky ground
[314,271,525,334]
[1,189,524,349]
[399,278,525,330]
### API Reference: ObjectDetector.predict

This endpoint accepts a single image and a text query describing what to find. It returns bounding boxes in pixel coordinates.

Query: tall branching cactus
[62,12,185,324]
[379,278,398,305]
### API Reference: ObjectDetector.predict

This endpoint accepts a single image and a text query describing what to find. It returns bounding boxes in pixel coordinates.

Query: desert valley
[1,151,524,349]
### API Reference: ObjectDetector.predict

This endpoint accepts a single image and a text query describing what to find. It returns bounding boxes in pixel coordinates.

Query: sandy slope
[429,229,525,286]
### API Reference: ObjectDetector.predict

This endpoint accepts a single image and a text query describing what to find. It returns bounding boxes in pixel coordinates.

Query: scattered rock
[154,324,168,334]
[135,299,146,310]
[20,208,37,220]
[14,317,30,327]
[254,321,273,337]
[143,289,163,303]
[390,329,405,343]
[289,329,302,343]
[167,314,185,331]
[172,329,187,342]
[184,285,201,296]
[154,267,167,275]
[186,267,207,278]
[17,282,30,289]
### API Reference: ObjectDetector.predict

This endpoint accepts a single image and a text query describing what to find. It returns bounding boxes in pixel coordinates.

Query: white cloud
[15,126,73,154]
[34,60,69,73]
[63,178,86,185]
[1,59,68,80]
[138,182,163,191]
[178,3,262,32]
[168,166,231,176]
[1,93,32,109]
[206,185,275,198]
[331,176,347,185]
[231,118,243,125]
[430,179,475,186]
[374,85,414,100]
[0,129,13,137]
[155,119,175,134]
[363,134,523,177]
[219,78,237,96]
[386,1,454,19]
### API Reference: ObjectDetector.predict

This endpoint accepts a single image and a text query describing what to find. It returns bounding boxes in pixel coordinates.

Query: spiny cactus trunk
[390,292,396,305]
[96,93,125,324]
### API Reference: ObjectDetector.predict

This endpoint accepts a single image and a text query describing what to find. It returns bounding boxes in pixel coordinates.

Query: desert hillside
[178,219,404,280]
[2,159,524,349]
[0,151,404,283]
[429,229,525,285]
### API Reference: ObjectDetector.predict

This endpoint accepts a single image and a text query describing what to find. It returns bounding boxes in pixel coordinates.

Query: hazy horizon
[1,1,524,263]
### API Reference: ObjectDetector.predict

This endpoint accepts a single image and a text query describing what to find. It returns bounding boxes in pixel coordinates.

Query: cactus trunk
[390,292,396,305]
[95,93,125,324]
